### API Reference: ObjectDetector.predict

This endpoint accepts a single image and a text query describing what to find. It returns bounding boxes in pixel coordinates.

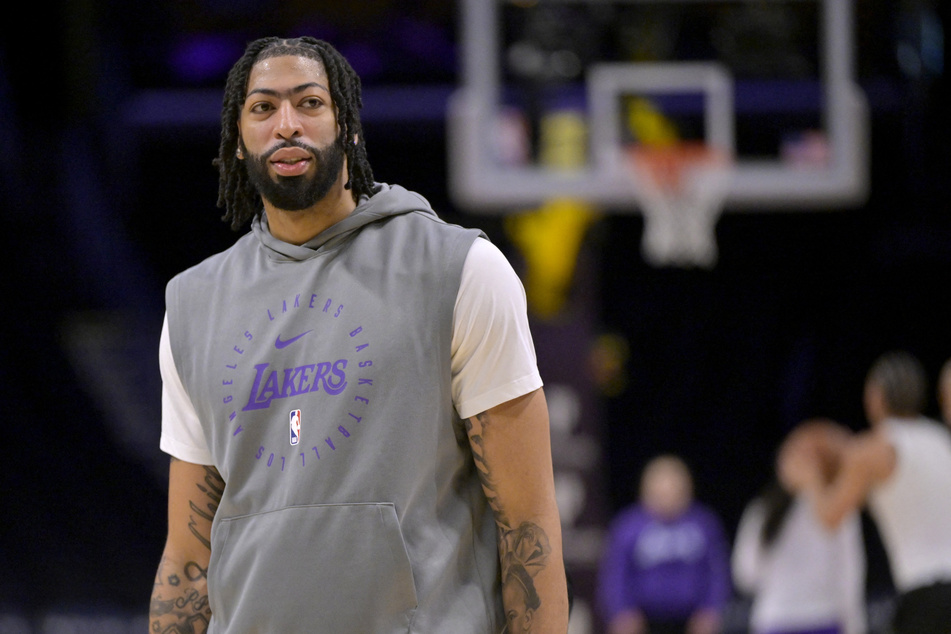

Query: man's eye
[249,102,273,113]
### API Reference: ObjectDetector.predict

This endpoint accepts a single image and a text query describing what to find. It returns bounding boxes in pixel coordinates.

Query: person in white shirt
[733,420,866,634]
[149,36,569,634]
[782,351,951,634]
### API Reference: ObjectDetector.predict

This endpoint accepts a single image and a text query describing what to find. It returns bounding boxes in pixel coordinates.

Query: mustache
[261,140,322,162]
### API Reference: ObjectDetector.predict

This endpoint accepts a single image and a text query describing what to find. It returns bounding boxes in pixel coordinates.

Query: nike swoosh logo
[274,330,313,349]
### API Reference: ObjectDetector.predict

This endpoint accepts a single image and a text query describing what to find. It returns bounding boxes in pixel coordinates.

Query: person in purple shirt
[597,454,732,634]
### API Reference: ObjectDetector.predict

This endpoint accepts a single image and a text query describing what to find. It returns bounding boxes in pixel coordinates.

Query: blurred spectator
[597,454,731,634]
[782,351,951,634]
[733,420,866,634]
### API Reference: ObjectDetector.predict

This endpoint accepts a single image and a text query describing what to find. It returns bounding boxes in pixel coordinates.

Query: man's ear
[523,607,535,629]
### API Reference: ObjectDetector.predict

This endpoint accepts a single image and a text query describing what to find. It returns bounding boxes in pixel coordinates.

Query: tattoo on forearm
[150,556,211,633]
[188,466,224,551]
[466,413,554,632]
[466,412,510,527]
[150,461,221,632]
[500,522,552,632]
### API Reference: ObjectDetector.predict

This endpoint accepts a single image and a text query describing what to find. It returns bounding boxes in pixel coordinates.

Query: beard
[243,138,346,211]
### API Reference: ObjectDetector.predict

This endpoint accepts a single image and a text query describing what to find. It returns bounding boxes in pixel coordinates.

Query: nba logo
[289,409,301,446]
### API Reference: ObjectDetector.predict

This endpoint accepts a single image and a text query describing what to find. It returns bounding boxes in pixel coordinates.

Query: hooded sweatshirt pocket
[208,502,418,633]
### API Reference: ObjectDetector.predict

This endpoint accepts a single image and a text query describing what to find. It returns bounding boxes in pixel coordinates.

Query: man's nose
[275,101,303,139]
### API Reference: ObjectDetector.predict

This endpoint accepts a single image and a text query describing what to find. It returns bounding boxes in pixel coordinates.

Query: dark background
[1,0,949,626]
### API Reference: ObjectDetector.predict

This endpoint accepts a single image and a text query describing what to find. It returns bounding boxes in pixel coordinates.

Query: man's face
[238,55,346,211]
[503,581,534,632]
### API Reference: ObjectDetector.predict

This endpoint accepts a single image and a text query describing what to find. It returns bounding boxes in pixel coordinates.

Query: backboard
[447,0,869,213]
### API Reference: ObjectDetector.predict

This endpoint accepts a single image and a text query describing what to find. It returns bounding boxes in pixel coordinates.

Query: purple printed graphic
[289,409,301,446]
[242,359,349,411]
[275,330,313,349]
[218,293,374,477]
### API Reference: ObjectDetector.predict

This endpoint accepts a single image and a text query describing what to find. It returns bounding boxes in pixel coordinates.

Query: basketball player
[148,36,568,633]
[733,420,867,634]
[782,351,951,634]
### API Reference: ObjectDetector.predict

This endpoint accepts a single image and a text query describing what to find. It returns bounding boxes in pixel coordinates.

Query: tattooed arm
[466,388,569,633]
[150,457,224,634]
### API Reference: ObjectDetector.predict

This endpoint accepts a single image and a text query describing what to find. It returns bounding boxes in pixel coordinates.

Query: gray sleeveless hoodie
[165,183,501,632]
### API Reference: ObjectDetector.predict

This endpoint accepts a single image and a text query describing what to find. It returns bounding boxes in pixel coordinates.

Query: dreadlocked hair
[214,36,376,231]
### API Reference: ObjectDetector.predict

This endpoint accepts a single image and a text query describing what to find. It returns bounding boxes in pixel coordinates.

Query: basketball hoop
[627,142,732,269]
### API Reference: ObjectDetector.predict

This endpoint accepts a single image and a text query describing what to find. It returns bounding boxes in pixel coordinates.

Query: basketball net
[627,143,732,269]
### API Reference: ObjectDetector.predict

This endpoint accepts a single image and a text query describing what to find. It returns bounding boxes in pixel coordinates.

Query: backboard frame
[447,0,869,213]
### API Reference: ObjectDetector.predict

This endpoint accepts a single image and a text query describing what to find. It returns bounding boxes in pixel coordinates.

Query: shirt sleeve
[159,313,215,465]
[451,237,543,419]
[731,499,767,594]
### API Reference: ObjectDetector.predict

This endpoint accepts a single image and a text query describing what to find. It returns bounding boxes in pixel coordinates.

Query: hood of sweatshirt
[251,182,438,262]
